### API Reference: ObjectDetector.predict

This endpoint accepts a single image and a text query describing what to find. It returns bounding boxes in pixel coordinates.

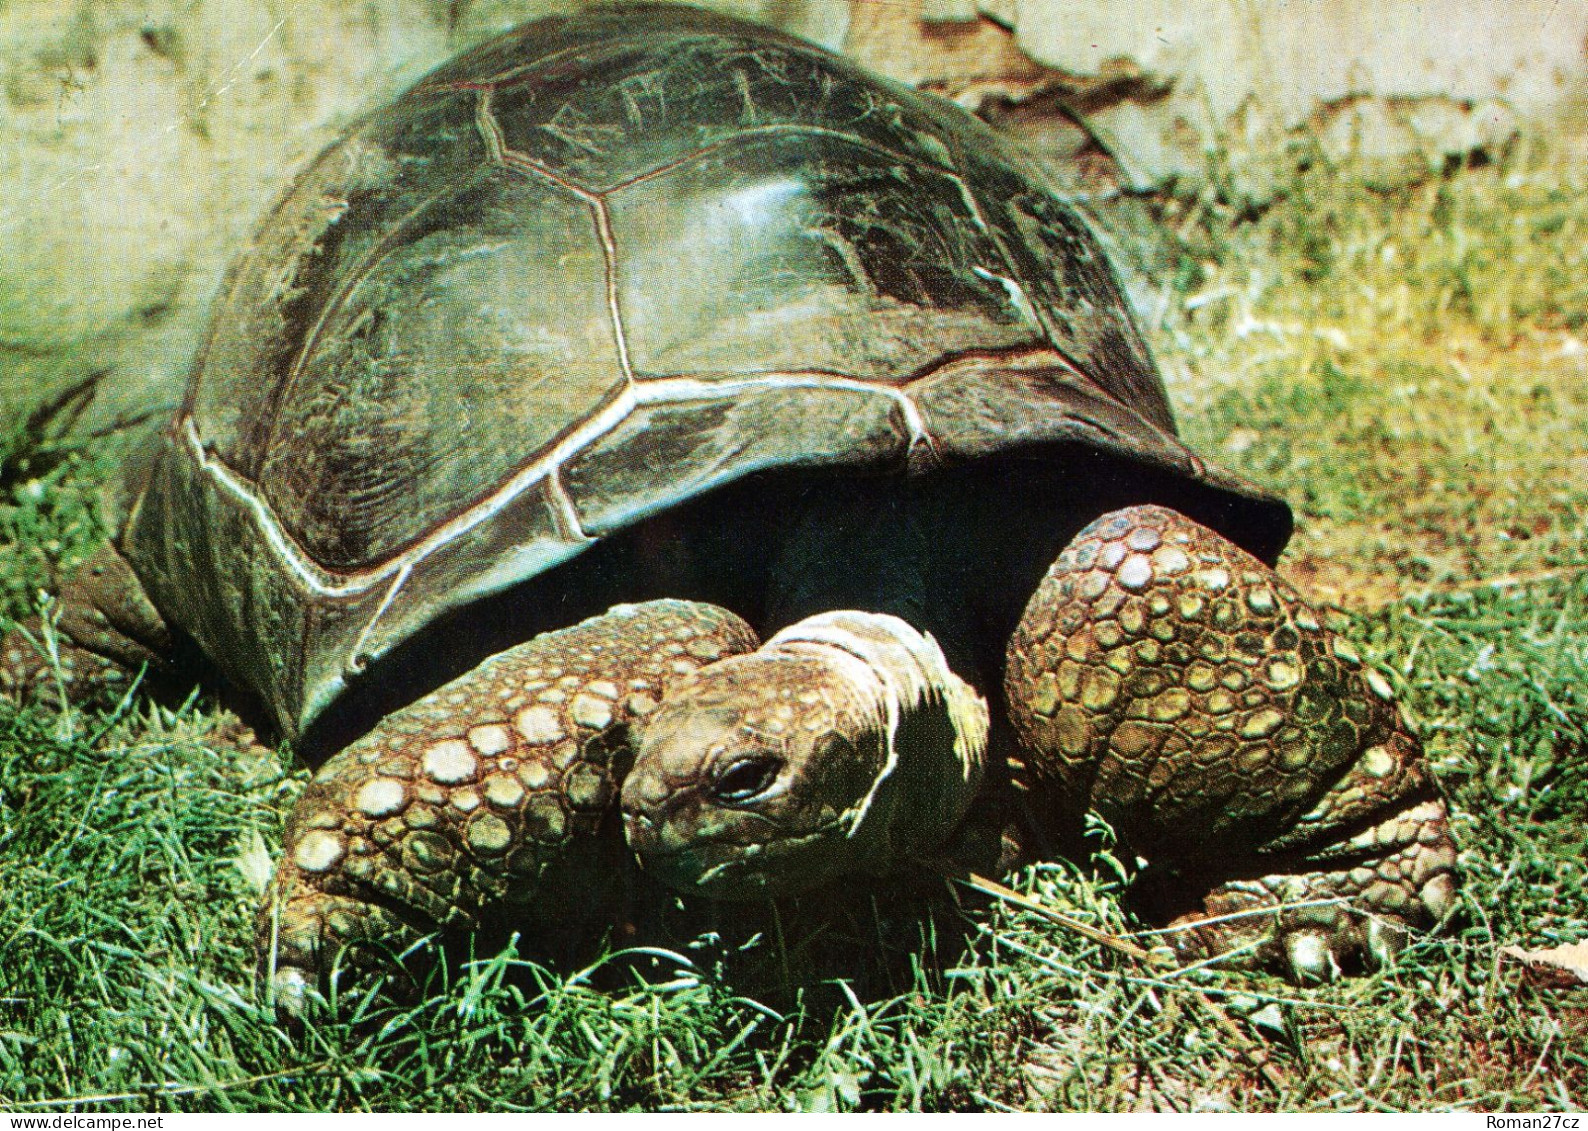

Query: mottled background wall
[3,0,1584,439]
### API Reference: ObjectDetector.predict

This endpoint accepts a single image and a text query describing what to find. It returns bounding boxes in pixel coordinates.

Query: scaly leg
[257,599,758,1010]
[1,542,175,707]
[1004,505,1457,978]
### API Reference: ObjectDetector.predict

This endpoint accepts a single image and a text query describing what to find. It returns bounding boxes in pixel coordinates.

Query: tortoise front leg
[1,541,175,707]
[258,599,757,1010]
[1005,505,1457,978]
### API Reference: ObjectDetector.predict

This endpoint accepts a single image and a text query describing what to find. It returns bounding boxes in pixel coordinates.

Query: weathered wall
[2,0,1583,443]
[844,1,1583,189]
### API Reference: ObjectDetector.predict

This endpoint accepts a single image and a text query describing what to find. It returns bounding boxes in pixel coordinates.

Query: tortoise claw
[1160,791,1456,974]
[1285,930,1339,982]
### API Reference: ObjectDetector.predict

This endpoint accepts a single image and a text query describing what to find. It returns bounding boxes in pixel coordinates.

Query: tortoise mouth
[622,805,849,900]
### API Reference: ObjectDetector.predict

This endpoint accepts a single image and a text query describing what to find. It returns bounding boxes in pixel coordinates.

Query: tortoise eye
[712,755,782,803]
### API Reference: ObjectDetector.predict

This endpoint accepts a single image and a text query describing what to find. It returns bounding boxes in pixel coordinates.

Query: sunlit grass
[1157,141,1588,606]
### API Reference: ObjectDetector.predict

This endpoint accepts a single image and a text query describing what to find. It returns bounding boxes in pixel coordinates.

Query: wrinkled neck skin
[620,611,989,899]
[767,613,990,868]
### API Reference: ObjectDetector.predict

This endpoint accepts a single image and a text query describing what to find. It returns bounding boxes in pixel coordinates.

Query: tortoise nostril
[711,755,782,803]
[620,763,674,810]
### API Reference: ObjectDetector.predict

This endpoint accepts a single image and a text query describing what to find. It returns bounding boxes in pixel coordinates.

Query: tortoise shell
[121,3,1287,739]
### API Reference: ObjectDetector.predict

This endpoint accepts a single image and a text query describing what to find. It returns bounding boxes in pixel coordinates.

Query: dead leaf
[1501,942,1588,988]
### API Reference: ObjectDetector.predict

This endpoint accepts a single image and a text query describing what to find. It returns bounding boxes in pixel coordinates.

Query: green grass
[1163,140,1588,606]
[1,144,1585,1112]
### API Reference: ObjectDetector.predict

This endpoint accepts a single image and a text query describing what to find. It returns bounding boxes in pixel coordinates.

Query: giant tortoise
[1,3,1456,1003]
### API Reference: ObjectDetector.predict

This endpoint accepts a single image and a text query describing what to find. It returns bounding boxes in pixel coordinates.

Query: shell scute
[958,149,1168,430]
[607,133,1041,381]
[453,17,958,193]
[256,168,621,571]
[563,385,914,537]
[190,89,486,468]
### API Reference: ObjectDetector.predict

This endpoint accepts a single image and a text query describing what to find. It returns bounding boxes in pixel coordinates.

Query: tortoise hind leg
[1004,505,1457,979]
[1,541,175,707]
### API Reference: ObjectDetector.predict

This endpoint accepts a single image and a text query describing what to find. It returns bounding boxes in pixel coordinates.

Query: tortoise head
[620,612,988,899]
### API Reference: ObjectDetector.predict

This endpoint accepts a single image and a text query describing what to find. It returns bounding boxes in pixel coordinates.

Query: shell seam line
[596,123,959,195]
[543,472,591,542]
[181,371,934,602]
[590,197,635,382]
[346,562,412,672]
[478,86,636,386]
[477,88,602,202]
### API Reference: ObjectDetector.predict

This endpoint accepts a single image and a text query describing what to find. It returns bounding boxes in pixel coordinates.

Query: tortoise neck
[766,474,982,683]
